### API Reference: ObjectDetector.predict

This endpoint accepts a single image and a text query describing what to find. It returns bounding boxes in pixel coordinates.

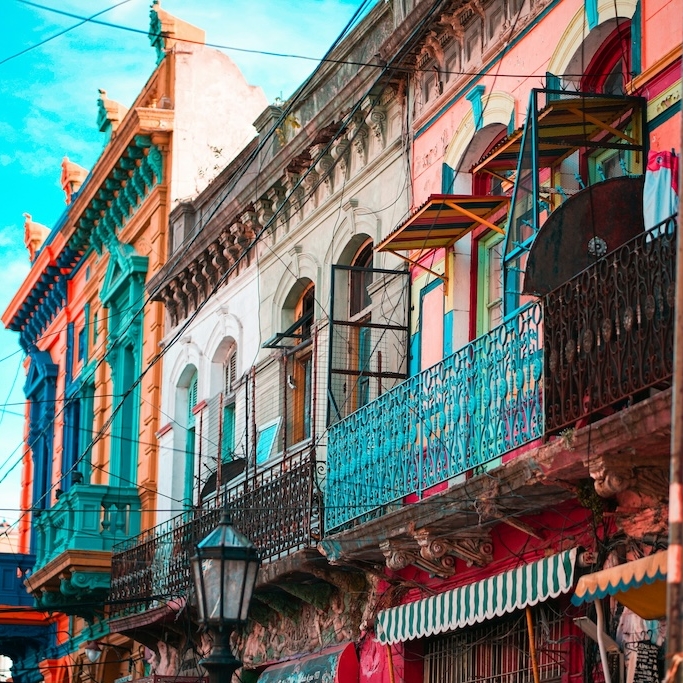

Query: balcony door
[420,280,444,371]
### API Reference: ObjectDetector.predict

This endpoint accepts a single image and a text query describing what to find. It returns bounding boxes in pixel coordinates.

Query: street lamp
[190,511,261,683]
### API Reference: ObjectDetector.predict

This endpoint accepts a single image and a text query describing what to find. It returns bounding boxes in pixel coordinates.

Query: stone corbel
[208,241,227,273]
[440,11,465,45]
[348,113,369,164]
[590,461,669,501]
[413,528,494,568]
[310,143,335,195]
[170,278,187,322]
[219,228,238,266]
[331,135,351,181]
[368,107,387,147]
[590,463,636,498]
[284,170,305,219]
[381,540,456,578]
[180,270,196,312]
[199,252,216,294]
[254,195,274,230]
[188,263,205,303]
[419,30,446,70]
[160,287,177,325]
[239,210,260,243]
[266,183,288,236]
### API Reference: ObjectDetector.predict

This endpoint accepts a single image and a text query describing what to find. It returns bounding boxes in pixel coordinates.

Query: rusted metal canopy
[377,194,508,253]
[472,94,643,176]
[523,175,645,296]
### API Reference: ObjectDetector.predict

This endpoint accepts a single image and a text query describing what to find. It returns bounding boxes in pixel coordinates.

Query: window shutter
[225,350,237,394]
[205,393,222,465]
[441,163,455,194]
[187,374,198,428]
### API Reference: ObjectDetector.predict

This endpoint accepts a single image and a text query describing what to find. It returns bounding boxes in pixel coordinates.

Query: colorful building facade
[0,4,266,681]
[2,0,681,682]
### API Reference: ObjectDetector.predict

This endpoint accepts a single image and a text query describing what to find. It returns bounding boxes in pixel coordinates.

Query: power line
[1,0,132,66]
[12,0,627,80]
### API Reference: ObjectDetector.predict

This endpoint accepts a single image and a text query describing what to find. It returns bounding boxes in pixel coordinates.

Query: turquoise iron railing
[325,303,543,530]
[33,484,141,569]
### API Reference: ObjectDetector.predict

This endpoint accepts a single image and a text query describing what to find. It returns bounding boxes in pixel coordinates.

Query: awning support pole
[595,598,613,683]
[525,606,541,683]
[386,644,396,683]
[387,251,448,283]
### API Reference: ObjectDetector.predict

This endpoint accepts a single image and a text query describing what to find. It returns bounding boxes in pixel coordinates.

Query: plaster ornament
[60,157,88,205]
[23,213,50,262]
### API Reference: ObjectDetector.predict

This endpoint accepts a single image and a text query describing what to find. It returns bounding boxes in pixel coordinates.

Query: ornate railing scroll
[109,447,320,617]
[325,303,543,531]
[544,216,677,433]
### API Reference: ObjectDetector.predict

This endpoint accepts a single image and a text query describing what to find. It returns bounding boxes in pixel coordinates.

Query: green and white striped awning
[376,548,577,645]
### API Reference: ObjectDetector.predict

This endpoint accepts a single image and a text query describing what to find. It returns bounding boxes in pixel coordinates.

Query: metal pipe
[667,69,683,680]
[386,644,396,683]
[595,598,612,683]
[525,606,541,683]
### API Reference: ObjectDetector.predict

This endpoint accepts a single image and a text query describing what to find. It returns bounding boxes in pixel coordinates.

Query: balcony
[544,216,676,432]
[26,484,140,617]
[326,302,543,531]
[110,448,320,618]
[325,217,677,531]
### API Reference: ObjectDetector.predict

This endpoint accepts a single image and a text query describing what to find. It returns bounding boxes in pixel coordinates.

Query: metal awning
[472,94,644,176]
[571,550,667,620]
[375,548,577,645]
[377,194,507,258]
[257,643,358,683]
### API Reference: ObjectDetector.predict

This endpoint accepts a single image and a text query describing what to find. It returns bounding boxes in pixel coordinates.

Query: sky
[0,0,365,526]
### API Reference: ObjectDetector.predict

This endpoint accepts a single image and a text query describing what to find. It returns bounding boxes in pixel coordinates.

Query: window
[349,243,374,410]
[221,348,237,461]
[185,372,198,505]
[477,232,504,335]
[424,607,564,683]
[78,382,95,483]
[581,24,631,95]
[349,242,373,316]
[286,283,315,447]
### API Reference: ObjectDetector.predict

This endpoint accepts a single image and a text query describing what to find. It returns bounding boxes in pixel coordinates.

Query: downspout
[386,644,396,683]
[595,598,612,683]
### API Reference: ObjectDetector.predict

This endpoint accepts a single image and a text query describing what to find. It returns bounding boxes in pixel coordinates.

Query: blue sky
[0,0,363,524]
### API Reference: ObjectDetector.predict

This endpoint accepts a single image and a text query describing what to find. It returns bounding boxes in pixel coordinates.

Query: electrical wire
[0,0,132,66]
[12,0,633,80]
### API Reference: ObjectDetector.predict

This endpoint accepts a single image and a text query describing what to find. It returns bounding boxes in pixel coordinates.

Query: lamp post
[190,511,261,683]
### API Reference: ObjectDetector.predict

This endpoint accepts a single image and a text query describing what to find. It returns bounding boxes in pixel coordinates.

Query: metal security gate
[327,264,410,425]
[424,608,565,683]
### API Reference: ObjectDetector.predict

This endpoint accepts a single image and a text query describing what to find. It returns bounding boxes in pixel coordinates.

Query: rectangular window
[221,403,236,461]
[424,607,564,683]
[477,232,504,336]
[77,326,87,364]
[286,352,313,447]
[78,384,95,483]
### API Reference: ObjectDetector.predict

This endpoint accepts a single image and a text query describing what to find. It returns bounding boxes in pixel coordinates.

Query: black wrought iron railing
[544,215,677,433]
[109,447,321,617]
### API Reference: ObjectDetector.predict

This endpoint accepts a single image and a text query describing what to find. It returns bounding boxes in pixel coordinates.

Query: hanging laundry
[643,150,679,233]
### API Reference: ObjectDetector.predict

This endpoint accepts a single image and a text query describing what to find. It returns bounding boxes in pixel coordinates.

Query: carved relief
[348,113,369,164]
[331,135,351,181]
[238,586,365,667]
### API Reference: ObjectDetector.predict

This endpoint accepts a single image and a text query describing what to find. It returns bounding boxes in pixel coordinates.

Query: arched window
[184,371,198,506]
[222,346,237,462]
[287,283,315,446]
[349,241,374,409]
[349,241,373,317]
[581,24,631,94]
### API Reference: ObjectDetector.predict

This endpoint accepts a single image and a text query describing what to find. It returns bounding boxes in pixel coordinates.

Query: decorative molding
[380,529,493,578]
